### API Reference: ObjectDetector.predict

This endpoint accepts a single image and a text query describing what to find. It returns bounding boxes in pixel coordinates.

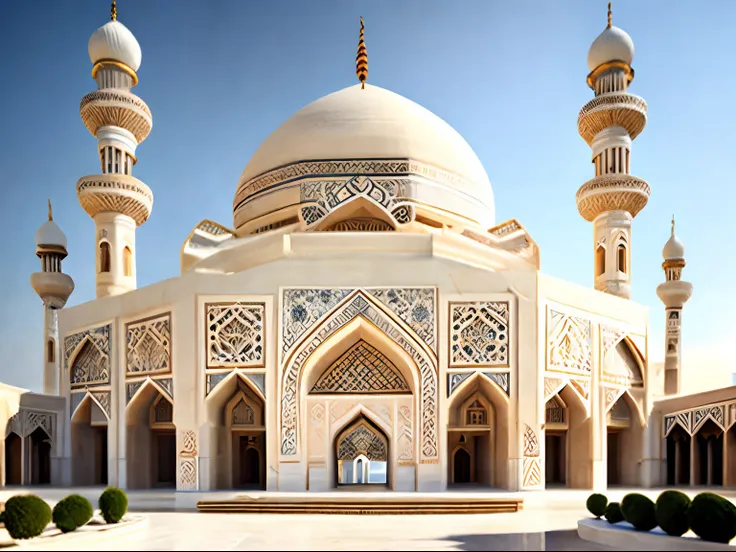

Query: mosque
[4,2,735,493]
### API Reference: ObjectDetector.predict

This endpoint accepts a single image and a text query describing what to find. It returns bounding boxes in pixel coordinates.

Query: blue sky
[0,0,734,391]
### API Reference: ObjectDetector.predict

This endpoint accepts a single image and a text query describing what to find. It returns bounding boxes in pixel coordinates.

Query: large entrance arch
[447,373,509,488]
[204,373,266,490]
[126,382,176,489]
[71,395,108,486]
[335,415,389,486]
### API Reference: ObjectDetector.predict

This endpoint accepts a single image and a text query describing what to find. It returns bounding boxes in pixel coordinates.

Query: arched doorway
[447,374,508,488]
[335,415,388,486]
[71,395,108,486]
[544,384,590,489]
[126,384,176,489]
[29,427,51,485]
[4,433,21,486]
[606,393,644,486]
[694,419,723,486]
[204,374,266,490]
[666,424,691,486]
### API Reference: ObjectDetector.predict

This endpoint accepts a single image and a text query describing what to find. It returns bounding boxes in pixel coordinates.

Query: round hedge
[604,501,625,524]
[688,492,736,544]
[52,494,93,534]
[3,495,52,540]
[98,487,128,524]
[655,490,691,537]
[586,493,608,518]
[621,493,657,531]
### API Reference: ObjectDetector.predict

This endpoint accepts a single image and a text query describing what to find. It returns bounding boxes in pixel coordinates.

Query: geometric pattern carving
[447,373,473,397]
[206,372,231,395]
[603,341,644,387]
[180,430,197,456]
[663,404,731,437]
[600,324,627,358]
[664,411,692,437]
[310,340,410,394]
[281,291,438,460]
[397,404,413,463]
[544,377,565,400]
[126,380,146,404]
[90,391,111,419]
[244,373,265,397]
[603,387,625,413]
[309,404,326,461]
[207,303,265,367]
[336,419,388,462]
[65,324,111,388]
[23,410,54,440]
[126,313,171,374]
[523,457,542,488]
[282,287,436,355]
[731,404,736,429]
[179,458,197,491]
[693,405,725,432]
[523,425,540,457]
[483,372,510,396]
[450,302,510,367]
[155,378,173,400]
[547,309,592,375]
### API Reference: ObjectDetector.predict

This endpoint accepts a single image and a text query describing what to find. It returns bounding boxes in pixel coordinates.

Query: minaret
[30,201,75,395]
[656,217,692,395]
[78,1,153,298]
[576,3,650,299]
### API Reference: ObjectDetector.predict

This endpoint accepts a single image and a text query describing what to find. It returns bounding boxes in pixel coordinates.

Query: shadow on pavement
[438,530,614,551]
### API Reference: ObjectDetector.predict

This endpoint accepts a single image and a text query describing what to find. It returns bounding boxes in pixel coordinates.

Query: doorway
[155,432,176,487]
[607,431,620,485]
[238,437,261,487]
[4,433,21,485]
[29,427,51,485]
[545,433,566,486]
[453,448,471,483]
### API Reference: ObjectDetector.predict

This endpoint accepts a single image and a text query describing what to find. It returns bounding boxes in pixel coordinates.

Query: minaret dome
[587,3,635,71]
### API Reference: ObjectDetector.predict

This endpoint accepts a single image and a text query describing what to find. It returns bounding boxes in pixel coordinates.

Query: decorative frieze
[663,401,736,437]
[90,391,111,419]
[207,303,265,367]
[65,324,111,389]
[126,313,171,375]
[6,410,55,440]
[449,302,510,367]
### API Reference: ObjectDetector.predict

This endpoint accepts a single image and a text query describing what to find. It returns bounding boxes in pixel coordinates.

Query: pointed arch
[127,377,173,412]
[595,244,606,276]
[603,336,645,387]
[123,245,133,277]
[281,290,436,460]
[99,241,111,273]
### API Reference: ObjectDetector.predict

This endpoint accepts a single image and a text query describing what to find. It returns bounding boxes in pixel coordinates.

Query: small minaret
[78,1,153,298]
[30,201,75,395]
[656,217,693,395]
[577,3,650,299]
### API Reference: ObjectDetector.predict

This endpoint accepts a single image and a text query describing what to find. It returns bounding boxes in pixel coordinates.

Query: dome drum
[77,174,153,225]
[578,94,647,145]
[576,174,650,221]
[80,89,152,143]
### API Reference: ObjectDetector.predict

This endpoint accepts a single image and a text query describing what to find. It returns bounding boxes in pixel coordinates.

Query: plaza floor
[3,487,734,550]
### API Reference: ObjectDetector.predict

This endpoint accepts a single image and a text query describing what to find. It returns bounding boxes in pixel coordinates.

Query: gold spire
[356,16,368,89]
[48,199,53,222]
[671,214,675,236]
[607,2,612,28]
[111,0,117,21]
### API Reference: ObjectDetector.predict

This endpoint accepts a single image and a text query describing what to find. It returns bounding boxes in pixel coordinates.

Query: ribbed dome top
[88,20,142,72]
[236,84,494,225]
[587,25,635,71]
[35,220,67,249]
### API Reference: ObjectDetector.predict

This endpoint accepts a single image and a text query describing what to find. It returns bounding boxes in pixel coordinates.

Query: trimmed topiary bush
[604,501,625,524]
[687,492,736,544]
[586,493,608,518]
[3,495,52,540]
[52,494,94,533]
[98,487,128,524]
[655,490,691,537]
[621,493,657,531]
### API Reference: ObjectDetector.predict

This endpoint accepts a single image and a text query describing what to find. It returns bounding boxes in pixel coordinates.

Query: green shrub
[687,492,736,544]
[52,494,93,534]
[3,495,52,540]
[586,493,608,518]
[98,487,128,524]
[621,493,657,531]
[655,490,691,537]
[604,501,625,524]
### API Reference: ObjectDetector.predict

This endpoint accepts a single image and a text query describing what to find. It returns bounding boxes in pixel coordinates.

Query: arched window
[47,339,55,363]
[123,246,133,277]
[617,243,627,274]
[465,400,487,425]
[99,242,110,273]
[595,245,605,277]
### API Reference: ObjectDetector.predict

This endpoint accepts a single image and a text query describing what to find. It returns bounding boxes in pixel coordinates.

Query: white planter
[578,518,735,551]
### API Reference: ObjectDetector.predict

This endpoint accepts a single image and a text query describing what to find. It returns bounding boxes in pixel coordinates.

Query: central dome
[233,84,495,231]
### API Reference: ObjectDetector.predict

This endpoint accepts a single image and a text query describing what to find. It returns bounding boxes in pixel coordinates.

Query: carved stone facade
[6,410,55,440]
[65,324,111,389]
[546,309,592,375]
[664,401,735,437]
[207,303,265,367]
[522,425,542,488]
[126,313,171,375]
[449,302,509,367]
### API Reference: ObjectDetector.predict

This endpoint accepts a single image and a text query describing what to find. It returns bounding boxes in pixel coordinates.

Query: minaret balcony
[30,272,74,309]
[77,173,153,226]
[578,93,647,145]
[656,280,693,308]
[80,89,152,144]
[576,174,650,222]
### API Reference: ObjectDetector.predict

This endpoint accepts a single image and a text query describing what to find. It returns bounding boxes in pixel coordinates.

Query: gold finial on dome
[48,199,53,222]
[111,0,117,21]
[356,16,368,89]
[607,2,612,28]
